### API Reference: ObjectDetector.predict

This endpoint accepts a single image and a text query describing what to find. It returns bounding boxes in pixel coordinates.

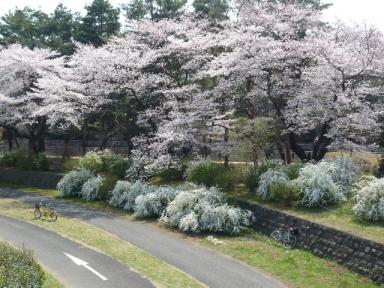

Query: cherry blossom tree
[285,23,384,159]
[201,0,384,162]
[0,44,63,153]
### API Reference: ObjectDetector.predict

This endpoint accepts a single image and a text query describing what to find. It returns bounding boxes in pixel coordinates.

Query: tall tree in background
[193,0,230,20]
[0,7,50,49]
[79,0,120,46]
[47,4,79,55]
[123,0,187,20]
[0,5,80,55]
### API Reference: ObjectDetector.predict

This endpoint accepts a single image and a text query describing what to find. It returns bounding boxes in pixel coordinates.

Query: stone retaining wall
[0,168,62,189]
[236,199,384,285]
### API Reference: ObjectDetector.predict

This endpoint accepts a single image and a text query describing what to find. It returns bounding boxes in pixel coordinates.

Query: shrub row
[252,157,384,223]
[254,157,359,207]
[58,167,253,234]
[108,181,253,234]
[0,151,49,171]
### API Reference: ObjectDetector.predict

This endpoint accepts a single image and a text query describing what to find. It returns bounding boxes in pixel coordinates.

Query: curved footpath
[0,188,285,288]
[0,215,154,288]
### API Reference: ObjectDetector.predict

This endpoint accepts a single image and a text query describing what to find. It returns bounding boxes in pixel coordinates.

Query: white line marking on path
[64,252,108,281]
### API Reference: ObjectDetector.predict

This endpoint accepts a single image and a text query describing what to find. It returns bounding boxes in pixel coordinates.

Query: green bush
[31,153,49,171]
[1,151,18,167]
[78,150,129,178]
[269,182,299,205]
[156,163,188,182]
[99,173,119,201]
[63,158,79,172]
[186,161,239,191]
[374,158,384,178]
[283,162,303,180]
[101,152,130,178]
[1,151,49,171]
[0,241,44,288]
[78,151,104,172]
[245,159,282,192]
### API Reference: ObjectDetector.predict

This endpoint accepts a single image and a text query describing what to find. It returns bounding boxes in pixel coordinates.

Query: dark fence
[236,199,384,285]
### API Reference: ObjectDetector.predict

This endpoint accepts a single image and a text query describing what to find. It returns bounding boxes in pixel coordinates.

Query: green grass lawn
[0,182,379,287]
[43,272,64,288]
[199,230,377,288]
[231,187,384,245]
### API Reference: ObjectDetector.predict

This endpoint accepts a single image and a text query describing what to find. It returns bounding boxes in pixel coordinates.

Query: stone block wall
[0,168,62,189]
[236,200,384,285]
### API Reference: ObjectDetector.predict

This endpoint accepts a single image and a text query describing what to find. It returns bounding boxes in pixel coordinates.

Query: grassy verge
[0,181,129,216]
[198,230,377,288]
[231,187,384,245]
[0,182,379,287]
[43,272,65,288]
[0,198,204,288]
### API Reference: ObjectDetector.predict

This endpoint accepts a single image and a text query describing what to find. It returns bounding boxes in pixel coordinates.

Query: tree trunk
[276,141,286,163]
[28,137,38,155]
[98,137,109,151]
[6,128,13,151]
[82,123,88,155]
[63,134,70,160]
[223,127,229,168]
[284,140,291,164]
[288,133,310,162]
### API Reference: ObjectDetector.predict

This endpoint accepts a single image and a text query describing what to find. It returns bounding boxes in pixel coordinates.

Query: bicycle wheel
[34,210,41,219]
[282,234,296,249]
[270,229,282,242]
[50,211,58,222]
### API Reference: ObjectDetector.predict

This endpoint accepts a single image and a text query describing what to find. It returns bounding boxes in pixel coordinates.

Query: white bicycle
[270,227,299,249]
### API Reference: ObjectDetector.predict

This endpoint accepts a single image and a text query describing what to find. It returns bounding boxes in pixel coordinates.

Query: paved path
[0,188,286,288]
[0,215,154,288]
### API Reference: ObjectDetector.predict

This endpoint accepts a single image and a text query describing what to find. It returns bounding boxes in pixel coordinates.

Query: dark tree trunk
[28,137,38,155]
[98,137,109,151]
[288,133,310,162]
[224,127,229,167]
[276,141,286,163]
[37,135,46,153]
[63,134,70,160]
[312,123,331,161]
[284,140,292,164]
[6,128,13,151]
[82,123,88,155]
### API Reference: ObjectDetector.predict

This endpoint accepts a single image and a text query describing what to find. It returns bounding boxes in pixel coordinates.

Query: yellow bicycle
[34,202,58,222]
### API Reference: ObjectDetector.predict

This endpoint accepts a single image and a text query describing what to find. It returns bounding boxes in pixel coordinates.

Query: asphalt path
[0,215,154,288]
[0,188,286,288]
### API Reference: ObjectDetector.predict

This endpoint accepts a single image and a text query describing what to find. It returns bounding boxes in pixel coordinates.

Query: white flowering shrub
[134,186,179,217]
[293,162,346,207]
[327,156,359,195]
[57,169,94,198]
[108,181,133,208]
[108,180,155,211]
[257,169,289,200]
[160,187,253,234]
[126,155,154,181]
[353,177,384,221]
[179,212,199,232]
[199,204,252,234]
[81,176,104,201]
